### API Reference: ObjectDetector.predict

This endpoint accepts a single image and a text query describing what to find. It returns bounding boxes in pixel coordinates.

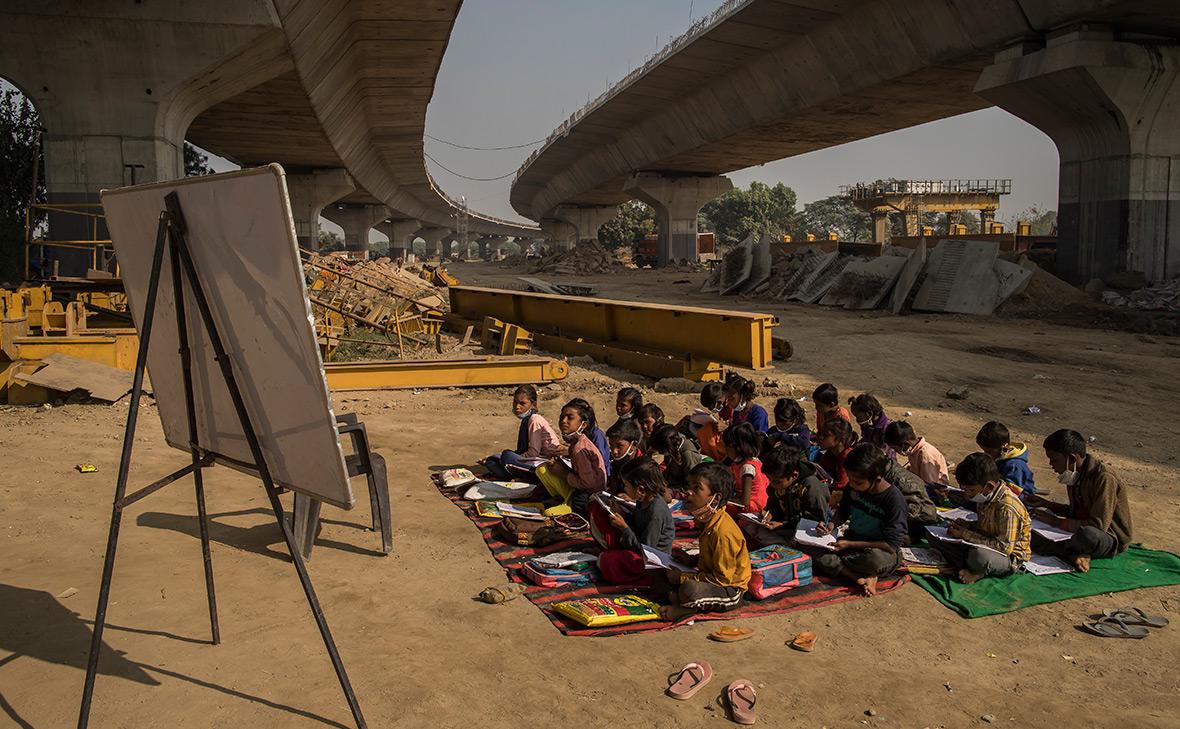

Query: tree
[318,230,344,251]
[0,87,44,283]
[184,142,214,177]
[598,200,656,250]
[1006,206,1057,235]
[699,181,797,247]
[794,194,870,242]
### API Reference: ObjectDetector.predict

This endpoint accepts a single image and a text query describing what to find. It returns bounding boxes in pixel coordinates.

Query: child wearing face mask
[567,396,612,478]
[482,384,562,480]
[648,424,706,494]
[611,386,644,431]
[765,397,812,451]
[849,393,893,458]
[725,375,769,433]
[722,422,770,515]
[605,419,642,494]
[535,399,608,514]
[592,457,675,585]
[678,383,727,461]
[657,462,751,622]
[1025,429,1134,573]
[634,403,665,452]
[814,443,907,596]
[939,453,1032,584]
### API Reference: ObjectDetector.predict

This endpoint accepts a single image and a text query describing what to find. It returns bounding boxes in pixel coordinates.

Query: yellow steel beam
[323,356,569,391]
[448,286,776,370]
[11,333,139,371]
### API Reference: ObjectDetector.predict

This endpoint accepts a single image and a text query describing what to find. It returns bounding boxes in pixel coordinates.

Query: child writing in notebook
[940,453,1032,583]
[849,393,892,456]
[593,457,676,585]
[726,375,769,433]
[482,384,561,480]
[743,446,831,549]
[722,422,770,515]
[765,397,812,451]
[535,399,608,514]
[812,383,851,433]
[814,444,907,596]
[657,462,751,621]
[817,417,858,496]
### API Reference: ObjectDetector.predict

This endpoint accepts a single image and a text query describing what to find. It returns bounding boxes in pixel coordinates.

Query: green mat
[912,545,1180,618]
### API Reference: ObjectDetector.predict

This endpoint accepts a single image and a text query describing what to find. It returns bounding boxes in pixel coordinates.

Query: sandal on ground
[666,661,713,700]
[708,625,754,643]
[1099,607,1169,628]
[789,630,818,652]
[1080,616,1150,639]
[726,679,758,725]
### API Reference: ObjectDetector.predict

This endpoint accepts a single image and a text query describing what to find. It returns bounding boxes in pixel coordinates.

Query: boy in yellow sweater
[658,462,751,621]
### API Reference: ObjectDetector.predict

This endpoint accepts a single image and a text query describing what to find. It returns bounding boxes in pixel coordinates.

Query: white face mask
[1058,469,1079,486]
[969,491,989,504]
[563,424,585,443]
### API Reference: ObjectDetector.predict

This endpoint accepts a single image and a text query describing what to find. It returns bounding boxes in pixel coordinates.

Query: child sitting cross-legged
[814,443,907,596]
[591,457,675,585]
[605,418,642,493]
[656,462,751,621]
[647,423,705,494]
[743,446,831,549]
[535,399,607,514]
[722,422,770,515]
[482,384,561,481]
[938,453,1032,584]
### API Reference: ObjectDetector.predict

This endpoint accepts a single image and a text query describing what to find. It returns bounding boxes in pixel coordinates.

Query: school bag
[434,468,478,490]
[495,514,589,547]
[746,544,812,600]
[521,558,599,588]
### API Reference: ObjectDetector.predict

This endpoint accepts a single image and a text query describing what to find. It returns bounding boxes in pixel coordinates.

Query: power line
[424,152,518,181]
[425,133,545,151]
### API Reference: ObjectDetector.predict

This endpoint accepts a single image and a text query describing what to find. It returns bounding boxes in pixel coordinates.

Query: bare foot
[1073,555,1091,573]
[958,568,982,585]
[659,605,695,622]
[855,575,879,596]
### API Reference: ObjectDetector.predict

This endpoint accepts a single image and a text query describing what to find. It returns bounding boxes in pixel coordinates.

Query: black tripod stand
[78,192,366,728]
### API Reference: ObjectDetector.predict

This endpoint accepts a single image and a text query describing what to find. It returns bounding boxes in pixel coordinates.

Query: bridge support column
[625,174,732,266]
[979,208,996,233]
[902,211,919,237]
[321,204,387,258]
[441,233,457,259]
[977,31,1180,284]
[416,227,450,258]
[553,205,618,244]
[377,218,419,262]
[540,219,577,251]
[288,169,354,249]
[870,211,889,245]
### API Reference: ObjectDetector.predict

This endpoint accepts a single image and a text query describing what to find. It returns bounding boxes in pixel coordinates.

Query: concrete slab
[786,250,838,301]
[792,251,848,303]
[890,240,927,314]
[994,258,1034,301]
[820,254,908,309]
[720,235,754,294]
[774,248,823,299]
[739,234,774,294]
[913,239,1001,315]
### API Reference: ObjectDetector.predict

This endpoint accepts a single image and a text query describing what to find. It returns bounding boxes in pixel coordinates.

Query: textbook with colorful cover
[474,500,546,520]
[552,595,662,627]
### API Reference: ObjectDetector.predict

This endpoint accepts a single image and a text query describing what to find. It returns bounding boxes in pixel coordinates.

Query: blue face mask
[969,492,989,504]
[516,409,533,420]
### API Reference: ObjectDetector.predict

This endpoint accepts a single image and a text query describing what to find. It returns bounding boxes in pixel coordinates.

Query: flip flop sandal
[789,630,818,652]
[1101,607,1170,628]
[1081,616,1149,639]
[666,661,713,700]
[726,679,758,725]
[708,626,754,643]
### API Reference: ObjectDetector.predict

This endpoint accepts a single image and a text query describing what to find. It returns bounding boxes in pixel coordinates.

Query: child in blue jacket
[976,421,1036,497]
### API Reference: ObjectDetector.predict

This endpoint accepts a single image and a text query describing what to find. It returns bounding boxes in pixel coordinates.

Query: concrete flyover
[1,0,538,261]
[510,0,1180,282]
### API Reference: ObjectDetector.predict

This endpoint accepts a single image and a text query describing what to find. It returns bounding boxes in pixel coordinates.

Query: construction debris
[517,277,597,297]
[1101,277,1180,312]
[528,240,620,275]
[14,353,134,402]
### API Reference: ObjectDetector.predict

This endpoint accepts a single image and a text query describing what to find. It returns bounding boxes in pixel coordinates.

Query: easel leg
[168,223,220,644]
[78,214,169,729]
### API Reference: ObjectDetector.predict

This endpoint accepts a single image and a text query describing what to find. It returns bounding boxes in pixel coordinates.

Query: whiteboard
[101,165,353,509]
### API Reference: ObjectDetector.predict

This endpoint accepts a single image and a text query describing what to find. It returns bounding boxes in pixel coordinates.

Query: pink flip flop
[666,661,713,700]
[726,679,757,725]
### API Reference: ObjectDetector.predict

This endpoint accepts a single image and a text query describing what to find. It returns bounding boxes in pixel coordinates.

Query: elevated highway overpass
[1,0,538,264]
[511,0,1180,283]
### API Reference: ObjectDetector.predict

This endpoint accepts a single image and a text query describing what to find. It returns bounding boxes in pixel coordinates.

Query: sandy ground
[3,260,1180,729]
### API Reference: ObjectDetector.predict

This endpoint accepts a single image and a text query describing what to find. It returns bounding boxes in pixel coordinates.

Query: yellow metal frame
[11,332,139,371]
[448,286,777,371]
[323,356,569,391]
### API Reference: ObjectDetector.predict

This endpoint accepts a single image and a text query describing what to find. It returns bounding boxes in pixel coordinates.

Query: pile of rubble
[708,233,1048,316]
[528,240,621,275]
[1101,278,1180,312]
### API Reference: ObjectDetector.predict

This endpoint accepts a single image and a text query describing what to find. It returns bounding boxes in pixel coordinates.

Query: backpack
[746,544,812,600]
[521,558,599,588]
[495,514,589,547]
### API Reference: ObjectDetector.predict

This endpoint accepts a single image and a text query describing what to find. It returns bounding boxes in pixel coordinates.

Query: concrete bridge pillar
[979,208,996,233]
[625,173,732,266]
[441,233,458,259]
[540,219,577,251]
[377,218,419,262]
[479,235,508,260]
[416,227,450,258]
[287,169,354,249]
[977,31,1180,284]
[321,204,388,258]
[553,205,618,244]
[870,211,889,244]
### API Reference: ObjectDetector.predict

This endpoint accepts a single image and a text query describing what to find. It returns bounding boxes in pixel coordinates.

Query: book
[1023,554,1074,575]
[900,546,948,566]
[1031,519,1072,542]
[794,518,837,552]
[925,525,1006,556]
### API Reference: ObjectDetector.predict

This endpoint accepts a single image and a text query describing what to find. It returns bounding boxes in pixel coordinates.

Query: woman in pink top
[884,421,949,486]
[482,385,561,480]
[536,399,607,514]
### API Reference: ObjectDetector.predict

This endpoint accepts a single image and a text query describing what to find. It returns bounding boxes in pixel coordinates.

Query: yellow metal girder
[448,286,776,370]
[11,333,139,371]
[323,356,569,391]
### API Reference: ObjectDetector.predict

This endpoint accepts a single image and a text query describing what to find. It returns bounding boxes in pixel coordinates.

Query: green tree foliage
[0,88,44,283]
[184,142,214,177]
[1006,206,1057,235]
[598,200,656,250]
[318,229,344,252]
[794,194,870,242]
[699,181,797,247]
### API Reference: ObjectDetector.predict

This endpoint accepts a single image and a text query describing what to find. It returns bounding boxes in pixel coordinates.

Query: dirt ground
[3,260,1179,729]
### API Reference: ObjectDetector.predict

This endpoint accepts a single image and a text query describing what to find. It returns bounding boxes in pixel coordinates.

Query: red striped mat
[439,483,907,637]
